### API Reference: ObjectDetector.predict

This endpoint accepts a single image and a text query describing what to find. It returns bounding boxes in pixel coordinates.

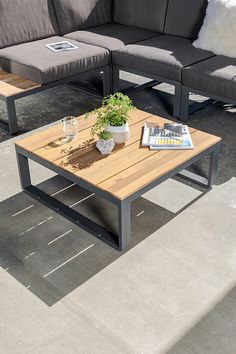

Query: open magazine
[142,122,194,150]
[45,41,78,53]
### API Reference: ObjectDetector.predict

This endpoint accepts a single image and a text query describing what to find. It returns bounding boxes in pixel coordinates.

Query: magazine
[142,122,194,150]
[45,41,78,53]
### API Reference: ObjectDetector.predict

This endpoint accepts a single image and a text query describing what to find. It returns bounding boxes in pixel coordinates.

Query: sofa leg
[6,97,18,135]
[180,87,190,122]
[173,85,182,118]
[112,65,120,93]
[102,66,112,97]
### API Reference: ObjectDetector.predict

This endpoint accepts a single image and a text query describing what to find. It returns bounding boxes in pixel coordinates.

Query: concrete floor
[0,73,235,353]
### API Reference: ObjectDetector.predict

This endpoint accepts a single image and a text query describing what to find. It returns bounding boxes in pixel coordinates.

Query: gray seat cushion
[113,35,214,82]
[164,0,208,39]
[0,37,109,84]
[64,23,158,51]
[113,0,168,33]
[0,0,58,49]
[52,0,112,35]
[183,56,236,101]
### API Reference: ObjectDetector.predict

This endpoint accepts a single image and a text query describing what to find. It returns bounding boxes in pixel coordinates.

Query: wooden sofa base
[0,65,111,135]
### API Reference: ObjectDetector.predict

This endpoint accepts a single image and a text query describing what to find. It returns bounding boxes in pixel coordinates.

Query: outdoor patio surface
[0,73,235,354]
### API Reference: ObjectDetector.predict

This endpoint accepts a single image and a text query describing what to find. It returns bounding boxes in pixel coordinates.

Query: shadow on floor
[0,174,176,306]
[0,172,209,307]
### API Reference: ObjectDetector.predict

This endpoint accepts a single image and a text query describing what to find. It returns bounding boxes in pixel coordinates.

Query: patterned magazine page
[45,41,78,53]
[142,122,194,150]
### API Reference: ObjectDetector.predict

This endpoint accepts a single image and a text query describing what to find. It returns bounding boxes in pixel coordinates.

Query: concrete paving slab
[143,179,202,213]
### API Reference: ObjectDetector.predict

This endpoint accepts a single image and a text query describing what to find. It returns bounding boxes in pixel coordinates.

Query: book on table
[142,122,194,150]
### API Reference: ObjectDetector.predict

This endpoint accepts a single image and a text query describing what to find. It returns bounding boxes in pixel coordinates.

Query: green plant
[86,93,135,136]
[97,130,112,141]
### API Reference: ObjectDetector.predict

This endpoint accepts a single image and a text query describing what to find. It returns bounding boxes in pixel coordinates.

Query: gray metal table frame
[15,141,221,250]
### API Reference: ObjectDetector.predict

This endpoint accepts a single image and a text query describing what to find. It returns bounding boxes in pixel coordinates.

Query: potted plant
[95,130,115,155]
[87,93,135,144]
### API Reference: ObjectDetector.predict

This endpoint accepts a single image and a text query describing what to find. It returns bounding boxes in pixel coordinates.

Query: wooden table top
[0,71,40,97]
[16,109,221,200]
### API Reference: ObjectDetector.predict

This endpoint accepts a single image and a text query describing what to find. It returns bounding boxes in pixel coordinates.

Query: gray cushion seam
[51,0,61,35]
[0,34,57,50]
[180,54,216,83]
[113,52,180,79]
[64,29,160,52]
[163,0,170,33]
[129,34,161,46]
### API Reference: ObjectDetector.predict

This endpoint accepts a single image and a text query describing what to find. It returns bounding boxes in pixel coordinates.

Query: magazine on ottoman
[45,41,78,53]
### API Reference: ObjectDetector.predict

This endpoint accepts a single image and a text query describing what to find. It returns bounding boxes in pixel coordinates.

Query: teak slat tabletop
[16,109,221,200]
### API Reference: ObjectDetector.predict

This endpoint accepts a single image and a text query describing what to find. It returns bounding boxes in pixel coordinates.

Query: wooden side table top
[0,71,40,97]
[16,109,221,200]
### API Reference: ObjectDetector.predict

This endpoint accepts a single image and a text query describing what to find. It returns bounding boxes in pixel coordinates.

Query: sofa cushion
[64,24,158,51]
[113,35,214,82]
[164,0,208,39]
[183,56,236,101]
[113,0,168,33]
[193,0,236,59]
[52,0,111,35]
[0,37,109,84]
[0,0,58,49]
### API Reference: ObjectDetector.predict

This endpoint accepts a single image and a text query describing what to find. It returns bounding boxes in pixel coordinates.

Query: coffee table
[15,110,221,250]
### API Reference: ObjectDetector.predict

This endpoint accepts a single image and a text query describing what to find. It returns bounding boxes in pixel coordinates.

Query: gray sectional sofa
[0,0,111,134]
[0,0,235,134]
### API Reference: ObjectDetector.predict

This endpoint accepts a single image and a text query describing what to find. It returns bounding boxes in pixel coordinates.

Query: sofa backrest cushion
[0,0,58,49]
[52,0,112,35]
[113,0,168,33]
[164,0,208,39]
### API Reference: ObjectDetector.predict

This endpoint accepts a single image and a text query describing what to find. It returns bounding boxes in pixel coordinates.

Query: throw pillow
[193,0,236,59]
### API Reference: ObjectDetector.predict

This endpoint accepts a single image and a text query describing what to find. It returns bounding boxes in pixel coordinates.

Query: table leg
[16,151,31,189]
[178,143,221,188]
[118,200,131,250]
[6,97,18,135]
[207,144,220,188]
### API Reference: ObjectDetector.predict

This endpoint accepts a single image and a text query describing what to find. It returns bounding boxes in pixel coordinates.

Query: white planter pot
[96,139,115,155]
[106,122,130,144]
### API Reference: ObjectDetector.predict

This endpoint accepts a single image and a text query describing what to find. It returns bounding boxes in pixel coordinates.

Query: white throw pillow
[193,0,236,59]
